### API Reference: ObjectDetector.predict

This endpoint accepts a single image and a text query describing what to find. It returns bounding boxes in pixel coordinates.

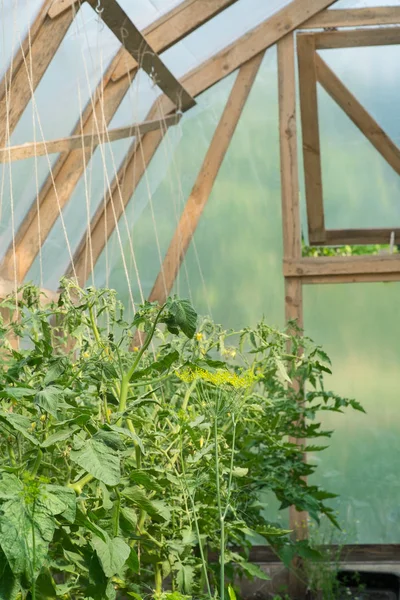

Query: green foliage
[302,241,395,257]
[0,280,363,599]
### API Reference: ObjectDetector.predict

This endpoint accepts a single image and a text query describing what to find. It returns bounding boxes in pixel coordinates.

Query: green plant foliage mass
[0,280,363,600]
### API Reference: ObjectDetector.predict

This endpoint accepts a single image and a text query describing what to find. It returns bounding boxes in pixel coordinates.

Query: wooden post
[148,52,265,304]
[278,32,307,599]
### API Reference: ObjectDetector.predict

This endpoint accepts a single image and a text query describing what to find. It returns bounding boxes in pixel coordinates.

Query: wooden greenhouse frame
[1,0,400,586]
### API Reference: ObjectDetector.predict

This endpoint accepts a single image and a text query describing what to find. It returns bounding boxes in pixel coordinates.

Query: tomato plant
[0,280,363,600]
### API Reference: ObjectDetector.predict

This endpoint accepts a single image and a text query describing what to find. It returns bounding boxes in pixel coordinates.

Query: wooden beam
[235,544,400,564]
[68,0,339,285]
[303,6,400,29]
[0,0,52,104]
[278,38,307,580]
[311,27,400,50]
[0,0,238,283]
[0,114,181,163]
[0,2,78,148]
[284,255,400,278]
[322,228,400,246]
[300,272,400,284]
[110,0,240,82]
[99,0,195,111]
[315,53,400,179]
[149,52,265,305]
[48,0,82,18]
[159,0,339,114]
[278,34,301,261]
[297,35,325,244]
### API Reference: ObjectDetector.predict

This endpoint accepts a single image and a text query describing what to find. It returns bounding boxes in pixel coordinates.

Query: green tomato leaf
[0,497,55,581]
[120,507,137,529]
[105,425,145,455]
[43,359,68,385]
[70,438,121,486]
[40,485,76,523]
[41,427,79,448]
[91,533,130,578]
[231,467,248,478]
[0,387,36,401]
[35,386,65,419]
[0,473,22,500]
[0,547,20,600]
[176,563,194,593]
[74,510,107,542]
[164,299,197,339]
[0,412,39,446]
[121,487,169,522]
[125,547,139,574]
[276,358,291,384]
[35,569,57,599]
[131,350,179,381]
[239,561,270,581]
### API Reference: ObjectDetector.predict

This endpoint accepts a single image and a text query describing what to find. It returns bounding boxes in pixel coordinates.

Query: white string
[78,22,136,313]
[94,54,146,306]
[14,18,78,284]
[3,0,20,325]
[153,92,213,316]
[21,0,43,287]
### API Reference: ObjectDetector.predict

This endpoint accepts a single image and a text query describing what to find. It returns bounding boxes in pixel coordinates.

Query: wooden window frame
[297,26,400,248]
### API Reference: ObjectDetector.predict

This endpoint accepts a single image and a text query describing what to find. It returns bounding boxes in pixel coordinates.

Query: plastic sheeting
[316,45,400,232]
[1,0,400,544]
[304,283,400,543]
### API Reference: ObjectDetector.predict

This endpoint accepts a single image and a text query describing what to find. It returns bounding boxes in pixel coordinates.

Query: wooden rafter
[110,0,240,82]
[48,0,82,18]
[297,35,325,244]
[99,0,195,111]
[0,0,79,147]
[0,0,236,281]
[303,7,400,29]
[315,54,400,178]
[68,0,338,286]
[148,52,265,305]
[0,0,239,283]
[0,115,181,163]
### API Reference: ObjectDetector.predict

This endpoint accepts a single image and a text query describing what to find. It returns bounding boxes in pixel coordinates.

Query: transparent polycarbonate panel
[161,0,292,79]
[118,0,186,30]
[304,283,400,543]
[0,154,59,260]
[172,48,284,331]
[331,0,400,7]
[312,44,400,232]
[0,0,43,79]
[9,3,121,143]
[27,71,162,290]
[90,72,237,320]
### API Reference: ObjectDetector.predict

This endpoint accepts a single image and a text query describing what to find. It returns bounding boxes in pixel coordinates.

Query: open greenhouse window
[297,27,400,249]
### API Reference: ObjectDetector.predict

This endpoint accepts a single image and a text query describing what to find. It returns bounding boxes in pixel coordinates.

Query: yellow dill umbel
[177,366,256,389]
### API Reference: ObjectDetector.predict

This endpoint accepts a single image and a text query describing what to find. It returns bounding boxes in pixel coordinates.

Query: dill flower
[177,366,256,389]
